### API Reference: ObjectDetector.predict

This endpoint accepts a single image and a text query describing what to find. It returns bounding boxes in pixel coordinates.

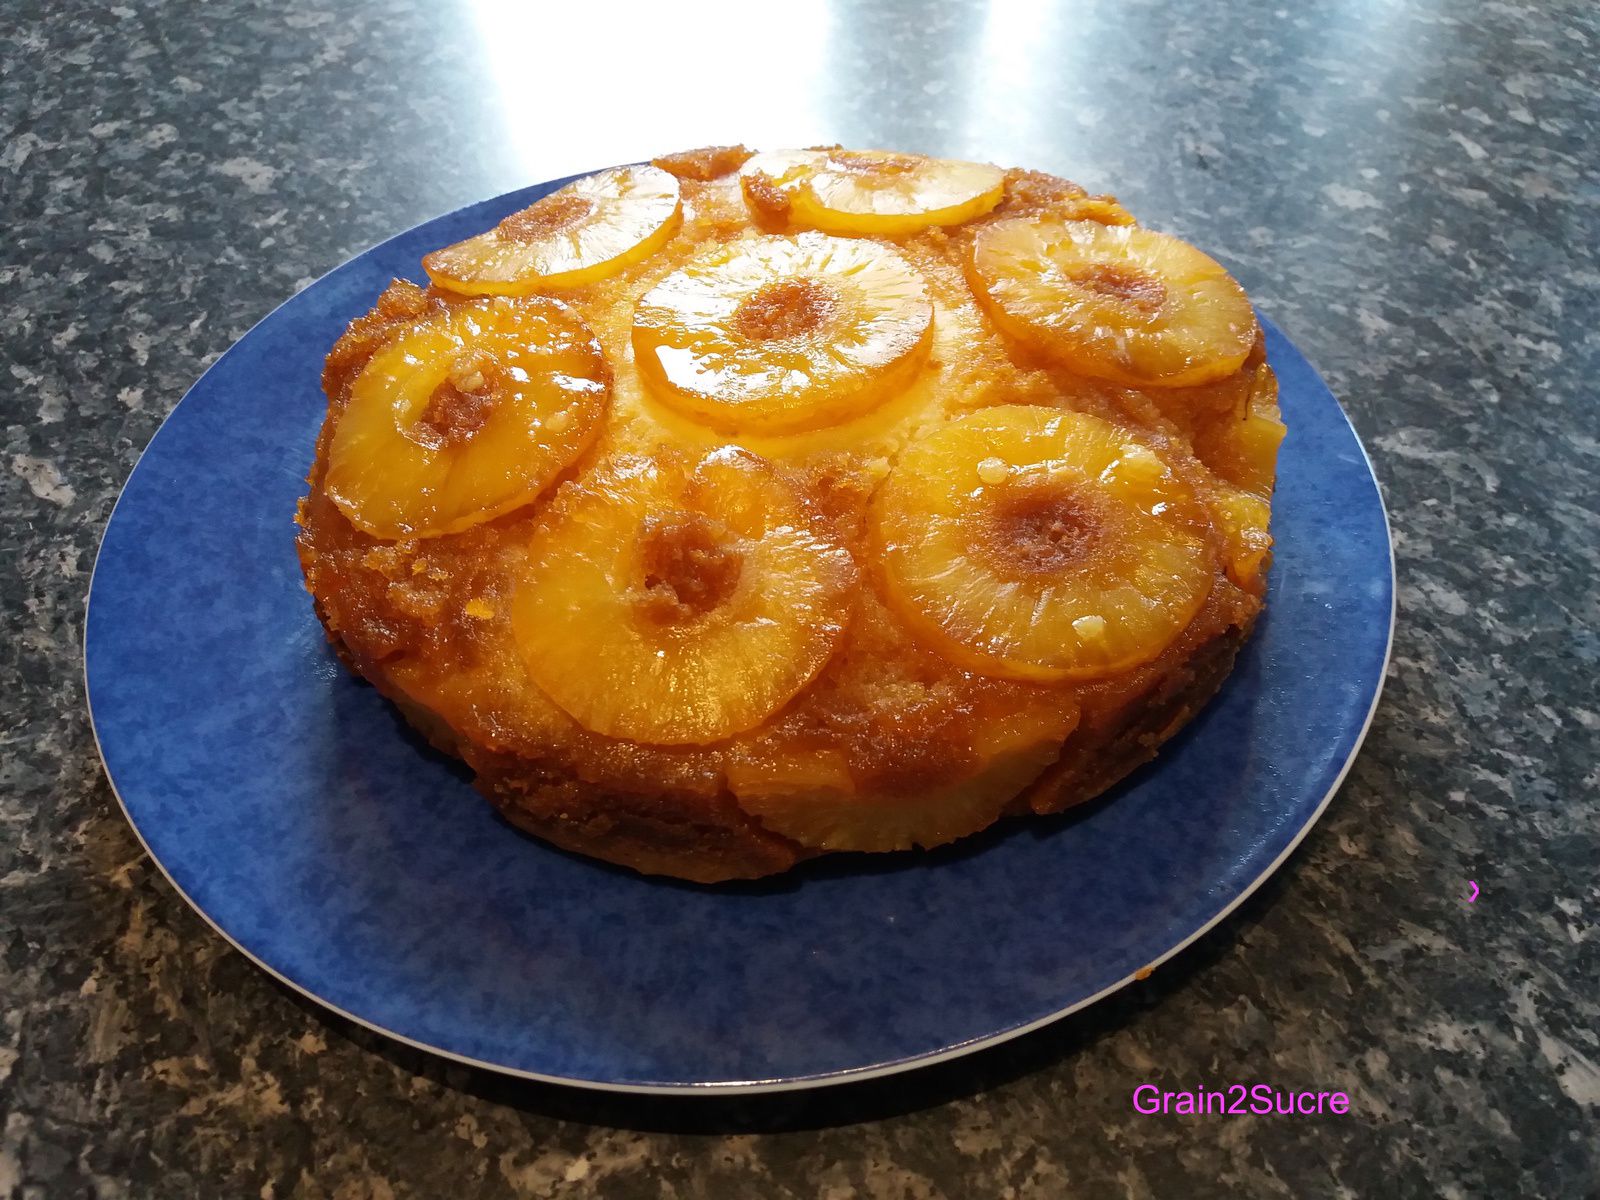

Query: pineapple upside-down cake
[297,146,1285,883]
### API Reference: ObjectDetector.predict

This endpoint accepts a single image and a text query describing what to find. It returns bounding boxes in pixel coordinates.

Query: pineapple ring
[1210,486,1275,590]
[970,217,1257,387]
[728,704,1078,853]
[512,448,857,745]
[325,295,608,539]
[1193,365,1285,590]
[631,232,934,435]
[741,148,1005,235]
[874,405,1215,683]
[422,165,681,296]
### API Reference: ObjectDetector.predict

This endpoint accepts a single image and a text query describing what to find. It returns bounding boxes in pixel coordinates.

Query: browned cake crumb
[652,144,755,181]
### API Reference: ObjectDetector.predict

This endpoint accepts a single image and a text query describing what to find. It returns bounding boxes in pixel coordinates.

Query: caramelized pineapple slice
[874,405,1215,682]
[422,165,681,296]
[970,218,1257,387]
[512,448,855,745]
[1194,365,1286,496]
[326,295,608,539]
[1194,364,1286,589]
[631,232,933,434]
[1209,487,1274,591]
[741,149,1005,235]
[729,705,1077,852]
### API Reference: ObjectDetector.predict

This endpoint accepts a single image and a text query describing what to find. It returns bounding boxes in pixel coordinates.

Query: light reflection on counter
[462,0,837,180]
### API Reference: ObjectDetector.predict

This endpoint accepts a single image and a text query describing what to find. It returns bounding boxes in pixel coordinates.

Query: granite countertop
[4,0,1597,1195]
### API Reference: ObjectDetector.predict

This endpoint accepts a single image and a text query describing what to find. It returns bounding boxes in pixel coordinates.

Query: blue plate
[85,172,1393,1094]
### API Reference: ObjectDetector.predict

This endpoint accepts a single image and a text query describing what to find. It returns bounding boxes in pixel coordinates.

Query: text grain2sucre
[1132,1084,1352,1116]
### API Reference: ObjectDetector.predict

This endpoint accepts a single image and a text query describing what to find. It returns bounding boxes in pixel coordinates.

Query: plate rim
[83,176,1396,1096]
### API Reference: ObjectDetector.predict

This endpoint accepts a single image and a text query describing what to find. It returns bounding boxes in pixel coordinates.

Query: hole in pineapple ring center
[634,511,745,625]
[410,351,498,451]
[1068,262,1168,316]
[731,277,838,342]
[496,191,596,243]
[978,478,1106,577]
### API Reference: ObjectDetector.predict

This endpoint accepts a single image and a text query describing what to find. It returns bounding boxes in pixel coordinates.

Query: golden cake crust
[296,147,1282,883]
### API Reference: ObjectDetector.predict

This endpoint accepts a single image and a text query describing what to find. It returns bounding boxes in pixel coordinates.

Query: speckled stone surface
[3,0,1597,1196]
